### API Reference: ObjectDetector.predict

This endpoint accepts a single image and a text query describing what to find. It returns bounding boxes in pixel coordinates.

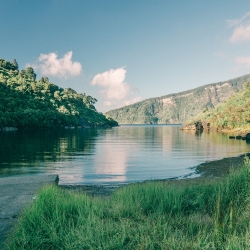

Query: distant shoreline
[119,124,183,126]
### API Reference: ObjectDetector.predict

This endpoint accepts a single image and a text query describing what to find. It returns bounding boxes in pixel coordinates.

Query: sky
[1,0,250,112]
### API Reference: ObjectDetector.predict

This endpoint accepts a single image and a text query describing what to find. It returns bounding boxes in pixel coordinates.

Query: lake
[0,125,249,185]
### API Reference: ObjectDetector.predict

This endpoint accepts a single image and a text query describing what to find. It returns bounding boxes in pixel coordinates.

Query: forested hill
[0,58,118,129]
[184,81,250,131]
[105,75,250,124]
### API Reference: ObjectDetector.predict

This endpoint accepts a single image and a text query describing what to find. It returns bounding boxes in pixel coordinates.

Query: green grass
[4,159,250,249]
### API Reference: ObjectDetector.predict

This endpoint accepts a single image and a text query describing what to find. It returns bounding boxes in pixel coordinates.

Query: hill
[0,58,118,129]
[183,81,250,132]
[105,75,250,124]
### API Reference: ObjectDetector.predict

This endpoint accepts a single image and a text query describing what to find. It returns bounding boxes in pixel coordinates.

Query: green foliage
[189,81,250,129]
[0,58,118,128]
[0,58,18,71]
[4,160,250,249]
[106,75,250,124]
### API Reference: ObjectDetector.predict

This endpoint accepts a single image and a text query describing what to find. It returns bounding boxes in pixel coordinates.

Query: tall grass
[4,159,250,249]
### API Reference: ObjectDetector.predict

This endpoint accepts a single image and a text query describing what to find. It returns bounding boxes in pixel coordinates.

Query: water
[0,125,249,185]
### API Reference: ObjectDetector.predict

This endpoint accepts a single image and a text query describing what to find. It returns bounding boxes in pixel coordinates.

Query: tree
[40,76,49,83]
[13,59,18,70]
[26,67,36,80]
[84,95,97,105]
[20,70,26,78]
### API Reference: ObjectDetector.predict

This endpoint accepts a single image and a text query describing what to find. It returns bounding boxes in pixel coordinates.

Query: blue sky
[1,0,250,112]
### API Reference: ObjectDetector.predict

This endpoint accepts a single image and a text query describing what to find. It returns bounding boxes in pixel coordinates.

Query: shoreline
[181,124,250,137]
[195,152,250,178]
[2,154,250,247]
[60,152,250,196]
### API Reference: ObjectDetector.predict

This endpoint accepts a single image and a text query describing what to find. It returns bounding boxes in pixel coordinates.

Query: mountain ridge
[105,74,250,124]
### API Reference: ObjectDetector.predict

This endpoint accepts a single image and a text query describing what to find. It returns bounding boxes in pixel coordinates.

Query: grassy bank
[4,160,250,249]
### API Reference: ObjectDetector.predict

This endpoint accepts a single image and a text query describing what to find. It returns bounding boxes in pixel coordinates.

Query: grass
[4,159,250,249]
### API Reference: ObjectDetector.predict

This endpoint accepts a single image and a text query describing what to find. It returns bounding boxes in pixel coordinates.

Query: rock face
[106,74,250,124]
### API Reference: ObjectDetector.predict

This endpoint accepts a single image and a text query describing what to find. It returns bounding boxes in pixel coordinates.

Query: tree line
[0,58,118,129]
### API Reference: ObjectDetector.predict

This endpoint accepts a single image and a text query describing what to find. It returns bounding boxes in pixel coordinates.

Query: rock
[229,136,235,139]
[246,133,250,140]
[181,120,211,131]
[194,121,204,131]
[236,135,242,139]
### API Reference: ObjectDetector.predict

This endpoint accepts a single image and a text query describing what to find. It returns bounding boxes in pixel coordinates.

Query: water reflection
[0,129,98,176]
[0,125,249,185]
[93,142,127,183]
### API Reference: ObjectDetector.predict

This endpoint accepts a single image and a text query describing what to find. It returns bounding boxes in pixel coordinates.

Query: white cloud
[235,56,250,69]
[104,101,112,106]
[227,12,250,27]
[228,12,250,43]
[91,67,141,108]
[31,51,82,78]
[230,24,250,43]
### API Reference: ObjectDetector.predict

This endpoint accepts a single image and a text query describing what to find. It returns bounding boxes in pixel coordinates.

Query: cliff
[105,75,250,124]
